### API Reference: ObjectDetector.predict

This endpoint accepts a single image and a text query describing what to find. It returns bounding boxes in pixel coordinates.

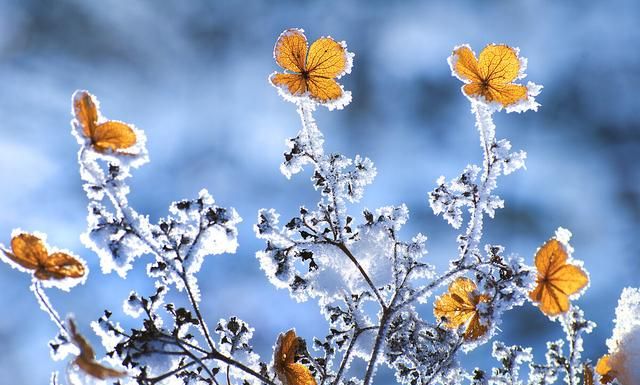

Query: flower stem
[32,281,67,336]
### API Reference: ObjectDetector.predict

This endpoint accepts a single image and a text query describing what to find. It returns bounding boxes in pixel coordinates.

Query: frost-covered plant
[255,30,631,385]
[257,30,541,385]
[0,28,636,385]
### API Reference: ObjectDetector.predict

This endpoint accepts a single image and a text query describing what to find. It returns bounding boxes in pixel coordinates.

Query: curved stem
[78,148,273,385]
[398,104,499,310]
[459,103,497,260]
[295,104,387,311]
[362,312,390,385]
[393,267,460,312]
[80,148,217,352]
[32,281,67,336]
[332,241,386,310]
[332,326,377,385]
[177,340,219,384]
[144,361,198,384]
[179,207,218,352]
[212,350,277,385]
[181,270,216,352]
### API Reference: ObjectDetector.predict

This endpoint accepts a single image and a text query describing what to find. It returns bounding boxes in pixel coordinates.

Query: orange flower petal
[274,330,317,385]
[529,279,570,316]
[484,83,528,108]
[74,358,127,380]
[452,46,482,83]
[283,363,317,385]
[275,329,298,368]
[306,76,343,103]
[91,121,137,152]
[73,90,99,138]
[434,277,488,340]
[274,29,308,73]
[478,44,521,84]
[551,264,589,294]
[464,312,489,341]
[73,91,137,153]
[270,73,308,97]
[451,44,530,108]
[4,233,86,281]
[40,252,86,280]
[69,318,96,360]
[306,37,349,78]
[270,29,352,108]
[69,319,126,379]
[10,233,48,268]
[534,239,567,276]
[596,355,616,384]
[462,83,483,99]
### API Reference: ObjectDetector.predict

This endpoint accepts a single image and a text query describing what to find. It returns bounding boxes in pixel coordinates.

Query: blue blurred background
[0,0,638,383]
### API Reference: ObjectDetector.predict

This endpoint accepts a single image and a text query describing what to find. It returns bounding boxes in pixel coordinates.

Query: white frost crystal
[604,287,640,385]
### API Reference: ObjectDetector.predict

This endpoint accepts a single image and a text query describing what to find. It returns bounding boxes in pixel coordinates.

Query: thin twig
[181,269,217,352]
[332,241,387,310]
[78,148,274,385]
[144,360,198,383]
[333,326,378,385]
[294,104,387,311]
[212,350,277,385]
[32,281,67,336]
[424,335,464,385]
[178,205,219,352]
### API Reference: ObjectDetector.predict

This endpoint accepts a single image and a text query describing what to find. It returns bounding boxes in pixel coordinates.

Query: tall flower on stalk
[269,28,354,110]
[448,44,542,113]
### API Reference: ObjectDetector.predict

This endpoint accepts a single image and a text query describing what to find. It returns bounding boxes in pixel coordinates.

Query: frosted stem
[297,101,324,158]
[178,211,218,352]
[424,336,464,385]
[334,241,386,309]
[78,149,272,385]
[212,350,277,385]
[563,312,578,385]
[296,103,385,309]
[393,264,461,312]
[362,311,390,385]
[333,328,362,385]
[78,148,164,258]
[79,148,217,351]
[459,103,498,261]
[402,104,500,308]
[31,281,67,336]
[297,102,345,240]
